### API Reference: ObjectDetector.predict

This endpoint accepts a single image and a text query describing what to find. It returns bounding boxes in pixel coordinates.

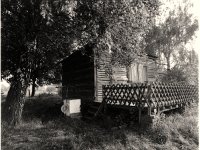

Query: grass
[145,104,199,149]
[1,95,199,150]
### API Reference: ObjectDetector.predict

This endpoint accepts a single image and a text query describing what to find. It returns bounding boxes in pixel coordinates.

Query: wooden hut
[62,45,158,103]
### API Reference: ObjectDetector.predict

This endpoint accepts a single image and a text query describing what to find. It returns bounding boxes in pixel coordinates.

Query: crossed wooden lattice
[103,82,197,110]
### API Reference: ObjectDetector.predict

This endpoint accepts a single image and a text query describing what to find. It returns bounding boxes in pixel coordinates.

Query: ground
[1,94,199,150]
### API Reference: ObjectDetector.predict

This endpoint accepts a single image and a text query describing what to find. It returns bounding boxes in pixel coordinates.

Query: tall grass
[1,95,198,150]
[146,103,198,149]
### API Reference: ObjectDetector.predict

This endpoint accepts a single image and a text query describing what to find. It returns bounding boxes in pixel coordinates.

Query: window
[128,63,147,83]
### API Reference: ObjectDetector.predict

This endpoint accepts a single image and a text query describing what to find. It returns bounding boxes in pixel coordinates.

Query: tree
[1,0,102,125]
[160,49,198,84]
[2,0,47,125]
[30,64,62,97]
[2,0,159,126]
[145,0,198,71]
[1,0,93,125]
[173,49,198,85]
[94,0,160,67]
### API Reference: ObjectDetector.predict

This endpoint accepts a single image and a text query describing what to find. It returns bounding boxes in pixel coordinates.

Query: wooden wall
[95,64,110,102]
[62,50,95,102]
[62,49,157,103]
[95,64,128,102]
[112,67,128,83]
[94,56,157,102]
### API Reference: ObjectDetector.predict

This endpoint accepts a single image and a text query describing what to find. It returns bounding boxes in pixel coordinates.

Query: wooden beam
[94,56,97,101]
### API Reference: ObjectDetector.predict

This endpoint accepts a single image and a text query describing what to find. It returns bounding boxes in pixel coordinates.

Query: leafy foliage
[161,66,188,83]
[145,0,198,70]
[160,50,198,85]
[2,0,160,82]
[95,0,160,66]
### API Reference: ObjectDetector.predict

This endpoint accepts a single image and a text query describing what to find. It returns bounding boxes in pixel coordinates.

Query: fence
[102,82,198,115]
[149,82,197,108]
[102,83,148,107]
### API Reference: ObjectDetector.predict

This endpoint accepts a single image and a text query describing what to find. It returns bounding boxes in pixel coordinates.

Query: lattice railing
[102,83,149,108]
[149,82,197,108]
[102,82,198,109]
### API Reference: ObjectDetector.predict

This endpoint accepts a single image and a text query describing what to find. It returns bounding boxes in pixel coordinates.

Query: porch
[84,82,198,126]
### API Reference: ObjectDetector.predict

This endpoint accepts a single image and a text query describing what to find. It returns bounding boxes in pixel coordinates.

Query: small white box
[61,99,81,117]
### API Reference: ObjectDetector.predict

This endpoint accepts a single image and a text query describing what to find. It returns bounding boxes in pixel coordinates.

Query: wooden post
[139,107,141,125]
[102,85,107,115]
[148,107,151,116]
[147,84,152,116]
[138,85,142,125]
[103,100,107,116]
[94,55,97,101]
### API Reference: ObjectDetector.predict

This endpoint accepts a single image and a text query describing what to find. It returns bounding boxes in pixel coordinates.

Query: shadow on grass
[1,95,199,150]
[2,94,64,123]
[1,94,137,150]
[2,118,132,150]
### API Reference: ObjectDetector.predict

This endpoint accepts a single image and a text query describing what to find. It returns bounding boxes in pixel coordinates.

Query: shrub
[161,66,188,83]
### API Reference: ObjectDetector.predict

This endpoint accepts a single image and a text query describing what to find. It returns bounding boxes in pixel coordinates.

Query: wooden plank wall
[112,67,128,83]
[62,50,157,103]
[62,51,95,102]
[95,65,128,102]
[95,64,110,102]
[95,56,157,102]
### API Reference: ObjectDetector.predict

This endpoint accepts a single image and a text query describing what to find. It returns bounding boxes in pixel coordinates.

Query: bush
[161,67,188,83]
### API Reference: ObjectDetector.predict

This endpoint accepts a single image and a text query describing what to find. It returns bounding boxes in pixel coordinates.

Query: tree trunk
[31,77,36,97]
[3,76,28,126]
